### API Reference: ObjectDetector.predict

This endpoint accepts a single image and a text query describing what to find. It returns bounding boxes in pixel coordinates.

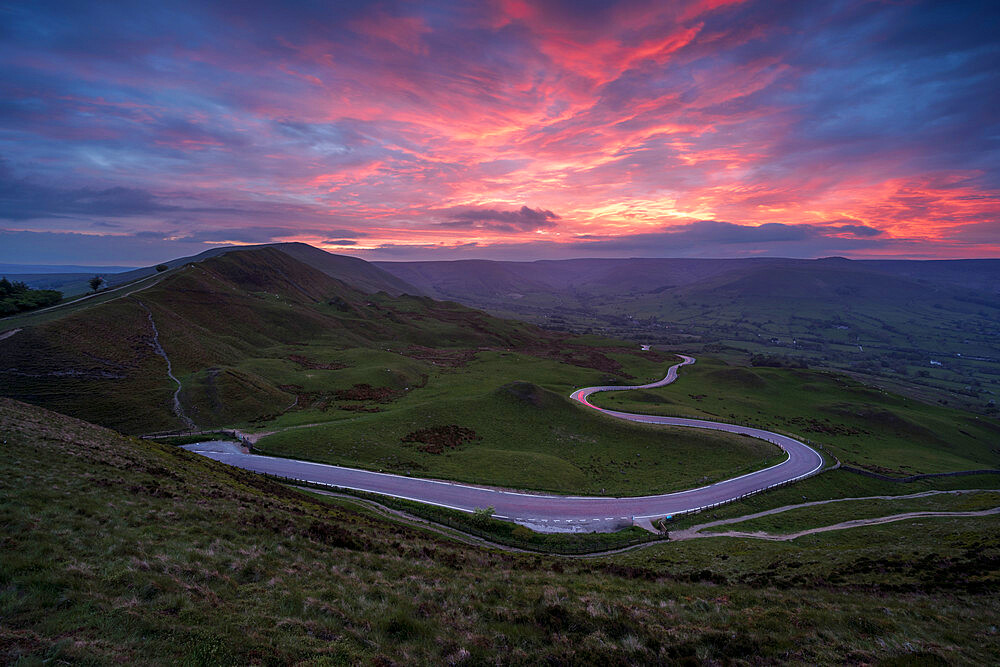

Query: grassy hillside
[3,398,999,664]
[0,247,547,433]
[592,357,1000,476]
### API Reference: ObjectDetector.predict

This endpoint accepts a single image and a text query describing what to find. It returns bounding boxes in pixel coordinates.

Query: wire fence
[259,472,670,555]
[257,456,831,553]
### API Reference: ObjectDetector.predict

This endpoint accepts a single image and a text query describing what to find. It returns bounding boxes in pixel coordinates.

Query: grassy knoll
[3,398,1000,664]
[699,490,1000,534]
[592,356,1000,475]
[253,350,780,495]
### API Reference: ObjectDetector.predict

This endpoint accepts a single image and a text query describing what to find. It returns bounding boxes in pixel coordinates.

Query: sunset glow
[2,0,998,264]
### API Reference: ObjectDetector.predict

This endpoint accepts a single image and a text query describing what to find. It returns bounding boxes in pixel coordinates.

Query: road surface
[187,355,825,532]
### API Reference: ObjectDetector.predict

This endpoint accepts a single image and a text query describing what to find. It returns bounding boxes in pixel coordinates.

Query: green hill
[0,246,546,433]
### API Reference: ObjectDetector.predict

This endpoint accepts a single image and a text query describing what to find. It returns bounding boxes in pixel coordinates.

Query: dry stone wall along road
[187,355,826,533]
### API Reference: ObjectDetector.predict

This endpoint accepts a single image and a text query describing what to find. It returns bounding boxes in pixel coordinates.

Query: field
[590,356,1000,476]
[5,245,1000,664]
[3,397,999,665]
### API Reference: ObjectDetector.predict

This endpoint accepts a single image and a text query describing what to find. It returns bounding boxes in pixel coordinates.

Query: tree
[89,275,104,293]
[155,264,168,273]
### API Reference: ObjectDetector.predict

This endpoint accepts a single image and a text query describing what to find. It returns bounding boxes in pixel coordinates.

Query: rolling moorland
[375,257,1000,418]
[0,245,783,496]
[2,243,1000,663]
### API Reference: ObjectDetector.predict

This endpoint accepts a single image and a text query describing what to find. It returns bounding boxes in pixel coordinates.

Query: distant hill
[0,263,132,274]
[376,257,763,299]
[673,262,942,301]
[855,258,1000,294]
[376,256,1000,300]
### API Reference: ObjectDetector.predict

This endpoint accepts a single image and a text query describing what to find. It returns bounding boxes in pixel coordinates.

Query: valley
[2,243,999,664]
[376,257,1000,419]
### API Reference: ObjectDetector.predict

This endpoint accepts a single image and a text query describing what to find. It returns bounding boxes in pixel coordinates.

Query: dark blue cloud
[441,206,561,232]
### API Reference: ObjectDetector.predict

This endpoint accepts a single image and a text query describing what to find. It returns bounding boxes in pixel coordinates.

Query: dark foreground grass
[625,513,1000,595]
[3,397,1000,665]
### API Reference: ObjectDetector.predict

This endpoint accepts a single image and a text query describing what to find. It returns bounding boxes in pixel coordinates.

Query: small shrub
[471,506,495,527]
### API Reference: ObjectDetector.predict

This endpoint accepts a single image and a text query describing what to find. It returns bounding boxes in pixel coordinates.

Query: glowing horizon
[1,0,998,265]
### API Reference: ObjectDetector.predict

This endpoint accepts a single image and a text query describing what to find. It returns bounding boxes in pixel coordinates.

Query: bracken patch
[334,383,401,403]
[401,424,480,454]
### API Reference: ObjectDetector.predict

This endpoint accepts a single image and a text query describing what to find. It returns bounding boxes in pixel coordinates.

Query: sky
[1,0,998,265]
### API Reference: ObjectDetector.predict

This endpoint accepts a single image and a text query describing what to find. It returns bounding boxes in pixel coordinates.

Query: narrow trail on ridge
[136,299,195,430]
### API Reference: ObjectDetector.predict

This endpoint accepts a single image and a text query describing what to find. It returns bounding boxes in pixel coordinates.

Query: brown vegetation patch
[401,345,477,367]
[334,383,401,403]
[707,368,767,388]
[338,404,381,413]
[287,354,347,371]
[822,404,940,439]
[402,425,480,454]
[519,345,632,377]
[786,416,868,436]
[853,462,914,476]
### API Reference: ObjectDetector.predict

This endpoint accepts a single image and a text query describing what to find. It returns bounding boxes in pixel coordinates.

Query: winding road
[188,355,825,532]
